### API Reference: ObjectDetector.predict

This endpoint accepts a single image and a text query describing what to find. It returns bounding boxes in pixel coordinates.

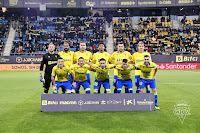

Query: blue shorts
[113,75,118,87]
[135,75,141,87]
[94,79,110,90]
[74,80,90,90]
[86,73,91,84]
[140,79,156,89]
[55,81,71,91]
[117,79,133,89]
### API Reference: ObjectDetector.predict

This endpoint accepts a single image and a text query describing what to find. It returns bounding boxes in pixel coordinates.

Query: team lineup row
[39,41,160,109]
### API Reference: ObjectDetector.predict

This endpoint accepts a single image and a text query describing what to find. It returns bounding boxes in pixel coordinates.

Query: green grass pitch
[0,70,200,133]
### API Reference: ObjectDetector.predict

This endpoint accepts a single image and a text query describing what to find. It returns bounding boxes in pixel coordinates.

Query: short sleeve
[153,63,157,68]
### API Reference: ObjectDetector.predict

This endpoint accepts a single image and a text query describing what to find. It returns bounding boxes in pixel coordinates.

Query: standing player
[115,59,135,93]
[51,58,76,94]
[111,42,132,93]
[131,41,151,93]
[70,57,95,94]
[74,42,93,93]
[58,42,74,93]
[86,58,118,94]
[91,42,112,93]
[40,43,60,94]
[135,55,160,109]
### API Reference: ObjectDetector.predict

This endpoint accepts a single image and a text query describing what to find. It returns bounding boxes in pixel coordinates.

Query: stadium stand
[0,17,10,54]
[11,16,108,55]
[113,16,200,55]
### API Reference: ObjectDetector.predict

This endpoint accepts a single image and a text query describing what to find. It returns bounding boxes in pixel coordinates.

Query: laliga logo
[173,100,191,124]
[86,1,96,7]
[16,57,23,63]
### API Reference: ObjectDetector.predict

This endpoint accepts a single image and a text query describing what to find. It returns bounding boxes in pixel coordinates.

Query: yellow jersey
[91,52,112,65]
[135,62,157,79]
[74,51,93,63]
[115,65,135,80]
[132,52,151,75]
[111,51,132,75]
[70,64,91,81]
[52,65,72,82]
[58,51,74,67]
[93,64,115,81]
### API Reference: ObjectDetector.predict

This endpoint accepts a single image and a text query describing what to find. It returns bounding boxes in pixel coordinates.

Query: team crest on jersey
[86,54,88,56]
[48,56,50,58]
[105,54,107,57]
[55,55,57,58]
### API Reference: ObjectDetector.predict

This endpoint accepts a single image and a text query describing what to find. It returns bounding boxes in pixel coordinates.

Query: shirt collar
[79,50,86,52]
[57,65,65,68]
[118,50,125,53]
[99,65,107,68]
[144,62,150,65]
[78,63,85,66]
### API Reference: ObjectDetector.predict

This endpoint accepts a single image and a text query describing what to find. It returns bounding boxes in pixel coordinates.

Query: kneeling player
[115,59,135,93]
[51,58,76,94]
[135,55,160,110]
[70,57,95,94]
[86,58,117,94]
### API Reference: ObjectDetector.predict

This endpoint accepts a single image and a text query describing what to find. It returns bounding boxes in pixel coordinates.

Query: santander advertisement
[156,63,200,70]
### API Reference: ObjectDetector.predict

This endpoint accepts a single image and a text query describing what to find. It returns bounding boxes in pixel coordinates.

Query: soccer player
[91,42,112,93]
[70,57,95,94]
[58,42,74,93]
[115,59,135,93]
[58,42,74,67]
[51,58,76,94]
[86,58,117,94]
[131,41,151,93]
[91,42,112,64]
[40,43,60,94]
[74,42,93,93]
[135,55,160,109]
[111,42,132,93]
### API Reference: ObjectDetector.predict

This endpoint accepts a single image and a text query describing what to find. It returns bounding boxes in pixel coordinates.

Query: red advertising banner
[156,63,200,70]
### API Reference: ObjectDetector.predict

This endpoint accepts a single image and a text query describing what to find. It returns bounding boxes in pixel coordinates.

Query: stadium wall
[0,55,200,71]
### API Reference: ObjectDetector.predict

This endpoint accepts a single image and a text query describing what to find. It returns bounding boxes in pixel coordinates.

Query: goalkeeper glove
[40,73,44,82]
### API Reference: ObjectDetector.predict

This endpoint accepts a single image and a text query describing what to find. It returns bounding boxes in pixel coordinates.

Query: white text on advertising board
[176,55,198,62]
[159,0,172,4]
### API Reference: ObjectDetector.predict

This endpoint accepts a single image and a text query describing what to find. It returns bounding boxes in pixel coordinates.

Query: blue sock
[86,90,91,94]
[136,89,140,93]
[117,89,121,93]
[147,88,151,93]
[154,93,158,106]
[129,90,133,93]
[114,87,117,93]
[125,87,129,93]
[85,89,91,94]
